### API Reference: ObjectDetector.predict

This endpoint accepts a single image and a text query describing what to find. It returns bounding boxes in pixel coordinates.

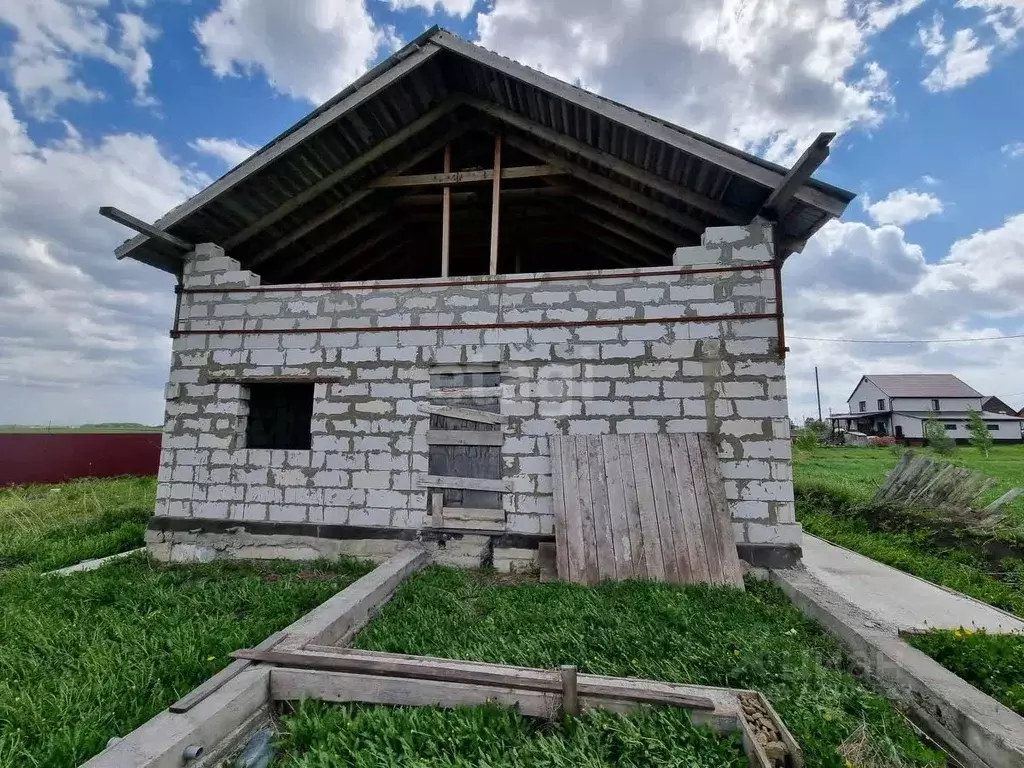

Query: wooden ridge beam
[369,163,560,188]
[465,98,747,225]
[98,207,193,251]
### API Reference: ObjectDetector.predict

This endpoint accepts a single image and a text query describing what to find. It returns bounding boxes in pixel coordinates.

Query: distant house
[829,374,1024,443]
[982,396,1020,417]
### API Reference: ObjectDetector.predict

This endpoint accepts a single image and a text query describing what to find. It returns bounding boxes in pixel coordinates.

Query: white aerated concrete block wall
[153,220,799,558]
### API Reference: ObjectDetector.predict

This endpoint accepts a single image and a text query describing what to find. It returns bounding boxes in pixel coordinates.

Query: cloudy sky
[0,0,1022,426]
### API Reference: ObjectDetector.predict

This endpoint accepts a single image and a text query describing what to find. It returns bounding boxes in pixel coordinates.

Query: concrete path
[800,534,1024,634]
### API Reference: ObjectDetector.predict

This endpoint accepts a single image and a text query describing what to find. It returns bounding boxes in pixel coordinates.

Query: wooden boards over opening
[549,433,743,588]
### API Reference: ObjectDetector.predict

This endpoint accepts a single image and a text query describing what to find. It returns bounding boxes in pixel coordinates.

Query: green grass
[276,700,747,767]
[0,477,155,572]
[793,444,1024,520]
[353,567,944,767]
[0,556,372,768]
[905,630,1024,716]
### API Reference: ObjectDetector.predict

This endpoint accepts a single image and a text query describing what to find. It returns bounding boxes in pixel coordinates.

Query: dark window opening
[858,401,866,413]
[931,399,940,411]
[988,424,999,431]
[245,383,314,449]
[877,398,885,410]
[944,424,957,431]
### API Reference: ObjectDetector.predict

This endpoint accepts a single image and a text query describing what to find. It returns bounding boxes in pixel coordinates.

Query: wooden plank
[115,44,442,259]
[441,506,505,523]
[574,436,601,585]
[438,517,506,532]
[644,434,680,584]
[555,436,586,583]
[696,434,744,587]
[684,433,724,585]
[629,434,665,581]
[441,142,451,277]
[549,437,571,580]
[430,492,443,527]
[417,403,505,425]
[417,475,508,493]
[170,631,284,713]
[426,430,503,446]
[617,436,646,579]
[369,164,559,188]
[601,436,634,581]
[489,135,502,275]
[587,436,617,582]
[278,547,429,650]
[251,648,714,711]
[430,386,502,399]
[656,433,694,584]
[668,435,711,584]
[98,207,194,251]
[272,668,560,718]
[760,132,834,217]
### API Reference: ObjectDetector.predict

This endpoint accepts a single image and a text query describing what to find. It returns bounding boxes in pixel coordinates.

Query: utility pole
[814,366,822,422]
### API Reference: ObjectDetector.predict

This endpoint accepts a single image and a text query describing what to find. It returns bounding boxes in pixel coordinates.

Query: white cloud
[0,91,208,425]
[474,0,924,163]
[785,214,1024,420]
[189,137,258,167]
[864,188,944,226]
[389,0,477,18]
[921,25,994,92]
[1002,141,1024,159]
[194,0,396,104]
[0,1,159,115]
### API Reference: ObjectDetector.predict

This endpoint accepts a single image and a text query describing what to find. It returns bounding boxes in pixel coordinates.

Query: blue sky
[0,0,1022,425]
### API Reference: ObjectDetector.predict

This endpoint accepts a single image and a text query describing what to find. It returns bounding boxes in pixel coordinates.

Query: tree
[923,417,955,456]
[966,408,993,456]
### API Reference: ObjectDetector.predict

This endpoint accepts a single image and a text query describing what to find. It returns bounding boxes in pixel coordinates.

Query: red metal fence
[0,433,162,486]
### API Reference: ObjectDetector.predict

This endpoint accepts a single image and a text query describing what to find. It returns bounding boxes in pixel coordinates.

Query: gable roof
[859,374,983,399]
[982,396,1020,415]
[111,27,855,275]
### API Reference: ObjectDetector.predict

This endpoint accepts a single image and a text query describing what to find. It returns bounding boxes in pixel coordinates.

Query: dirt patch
[468,569,539,586]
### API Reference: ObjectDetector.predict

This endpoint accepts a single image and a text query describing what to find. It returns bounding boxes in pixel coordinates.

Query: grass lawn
[353,567,944,767]
[0,556,372,768]
[0,476,155,572]
[905,630,1024,716]
[277,700,748,767]
[794,444,1024,519]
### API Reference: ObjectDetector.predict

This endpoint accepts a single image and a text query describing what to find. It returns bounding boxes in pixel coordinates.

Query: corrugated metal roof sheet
[867,374,984,398]
[112,28,855,277]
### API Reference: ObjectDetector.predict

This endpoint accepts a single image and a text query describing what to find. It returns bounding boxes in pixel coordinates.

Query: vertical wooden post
[431,492,444,528]
[559,665,579,717]
[441,144,451,277]
[489,135,502,275]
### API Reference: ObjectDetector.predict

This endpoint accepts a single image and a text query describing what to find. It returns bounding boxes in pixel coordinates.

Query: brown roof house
[103,27,854,575]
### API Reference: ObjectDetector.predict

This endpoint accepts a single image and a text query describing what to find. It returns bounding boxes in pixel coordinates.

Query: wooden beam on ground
[368,163,558,188]
[98,207,194,251]
[258,122,470,270]
[277,547,429,651]
[503,135,706,235]
[224,100,460,250]
[489,135,502,274]
[170,632,285,713]
[116,43,442,259]
[441,143,452,276]
[760,132,835,219]
[464,98,748,225]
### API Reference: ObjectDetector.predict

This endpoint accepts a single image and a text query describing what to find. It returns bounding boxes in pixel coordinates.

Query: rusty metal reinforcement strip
[182,262,775,295]
[173,311,780,337]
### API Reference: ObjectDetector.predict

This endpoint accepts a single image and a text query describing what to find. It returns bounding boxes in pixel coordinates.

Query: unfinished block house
[107,28,853,573]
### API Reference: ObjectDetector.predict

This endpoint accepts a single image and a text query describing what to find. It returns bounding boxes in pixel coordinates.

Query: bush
[794,428,820,451]
[967,408,994,457]
[923,417,955,456]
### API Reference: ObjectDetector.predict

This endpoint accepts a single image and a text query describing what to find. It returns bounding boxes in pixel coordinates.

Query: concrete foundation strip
[771,566,1024,768]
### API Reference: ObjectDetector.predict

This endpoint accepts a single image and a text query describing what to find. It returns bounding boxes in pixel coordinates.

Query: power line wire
[789,333,1024,344]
